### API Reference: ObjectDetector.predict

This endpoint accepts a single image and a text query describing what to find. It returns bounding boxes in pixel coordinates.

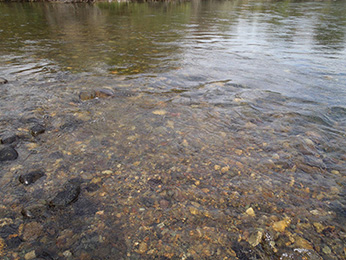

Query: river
[0,1,345,259]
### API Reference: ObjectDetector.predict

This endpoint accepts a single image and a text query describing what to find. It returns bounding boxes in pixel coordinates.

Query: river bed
[0,1,346,259]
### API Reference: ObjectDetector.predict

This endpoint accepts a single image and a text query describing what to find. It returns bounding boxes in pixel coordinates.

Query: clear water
[0,1,345,259]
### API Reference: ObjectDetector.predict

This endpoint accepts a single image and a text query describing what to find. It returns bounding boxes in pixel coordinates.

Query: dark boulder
[0,146,18,161]
[0,133,18,145]
[49,178,81,208]
[30,124,45,137]
[19,170,45,185]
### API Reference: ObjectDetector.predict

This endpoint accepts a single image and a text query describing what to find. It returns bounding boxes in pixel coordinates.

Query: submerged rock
[79,88,115,101]
[0,146,18,161]
[0,133,18,145]
[23,222,43,241]
[95,88,115,98]
[21,204,49,220]
[19,170,45,185]
[30,124,45,137]
[79,90,96,101]
[0,77,8,84]
[49,179,81,208]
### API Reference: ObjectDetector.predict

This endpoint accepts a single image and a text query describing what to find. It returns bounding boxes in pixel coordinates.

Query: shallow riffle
[1,1,346,259]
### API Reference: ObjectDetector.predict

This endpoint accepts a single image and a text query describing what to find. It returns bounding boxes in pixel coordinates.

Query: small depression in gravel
[0,1,346,259]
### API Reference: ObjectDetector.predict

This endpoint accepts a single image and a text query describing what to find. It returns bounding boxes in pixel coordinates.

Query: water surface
[0,1,346,259]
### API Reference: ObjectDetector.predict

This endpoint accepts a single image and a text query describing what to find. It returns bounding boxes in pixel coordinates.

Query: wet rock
[30,124,45,137]
[272,217,291,232]
[138,241,148,254]
[49,179,81,208]
[21,204,49,220]
[95,88,115,98]
[19,170,45,185]
[79,90,96,101]
[0,146,18,161]
[49,151,64,159]
[23,222,43,241]
[245,207,256,217]
[85,183,101,193]
[159,199,170,209]
[59,117,83,131]
[293,235,313,250]
[25,250,36,260]
[0,133,18,145]
[248,230,263,247]
[322,245,332,255]
[0,77,8,84]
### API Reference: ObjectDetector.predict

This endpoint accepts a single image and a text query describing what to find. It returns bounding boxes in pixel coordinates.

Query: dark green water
[0,1,346,259]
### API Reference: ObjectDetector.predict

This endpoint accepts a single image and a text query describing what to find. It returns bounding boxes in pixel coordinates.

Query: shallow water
[0,1,346,259]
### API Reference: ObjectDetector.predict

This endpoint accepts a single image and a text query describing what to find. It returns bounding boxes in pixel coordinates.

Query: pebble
[322,245,332,254]
[63,250,73,257]
[19,170,45,185]
[138,241,147,254]
[49,179,81,207]
[79,90,96,101]
[248,230,263,247]
[245,207,256,217]
[272,217,291,232]
[294,236,313,250]
[0,146,18,161]
[23,222,43,241]
[0,77,8,84]
[24,250,36,260]
[30,124,45,137]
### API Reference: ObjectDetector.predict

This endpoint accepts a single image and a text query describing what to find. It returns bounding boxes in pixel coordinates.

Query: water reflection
[0,1,346,259]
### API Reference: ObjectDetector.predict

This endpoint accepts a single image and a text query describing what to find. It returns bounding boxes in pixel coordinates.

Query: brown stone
[23,222,43,241]
[79,90,96,101]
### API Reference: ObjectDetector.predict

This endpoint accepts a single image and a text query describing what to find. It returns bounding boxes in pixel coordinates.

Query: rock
[272,217,291,232]
[322,246,332,254]
[245,207,256,217]
[23,222,43,241]
[24,250,36,260]
[95,88,114,98]
[19,170,45,185]
[49,179,81,208]
[248,230,263,247]
[21,204,49,220]
[0,77,8,84]
[0,146,18,161]
[63,250,73,257]
[313,222,325,233]
[0,133,18,145]
[79,90,96,101]
[189,206,200,215]
[30,124,45,137]
[159,199,170,209]
[138,241,147,254]
[294,235,313,250]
